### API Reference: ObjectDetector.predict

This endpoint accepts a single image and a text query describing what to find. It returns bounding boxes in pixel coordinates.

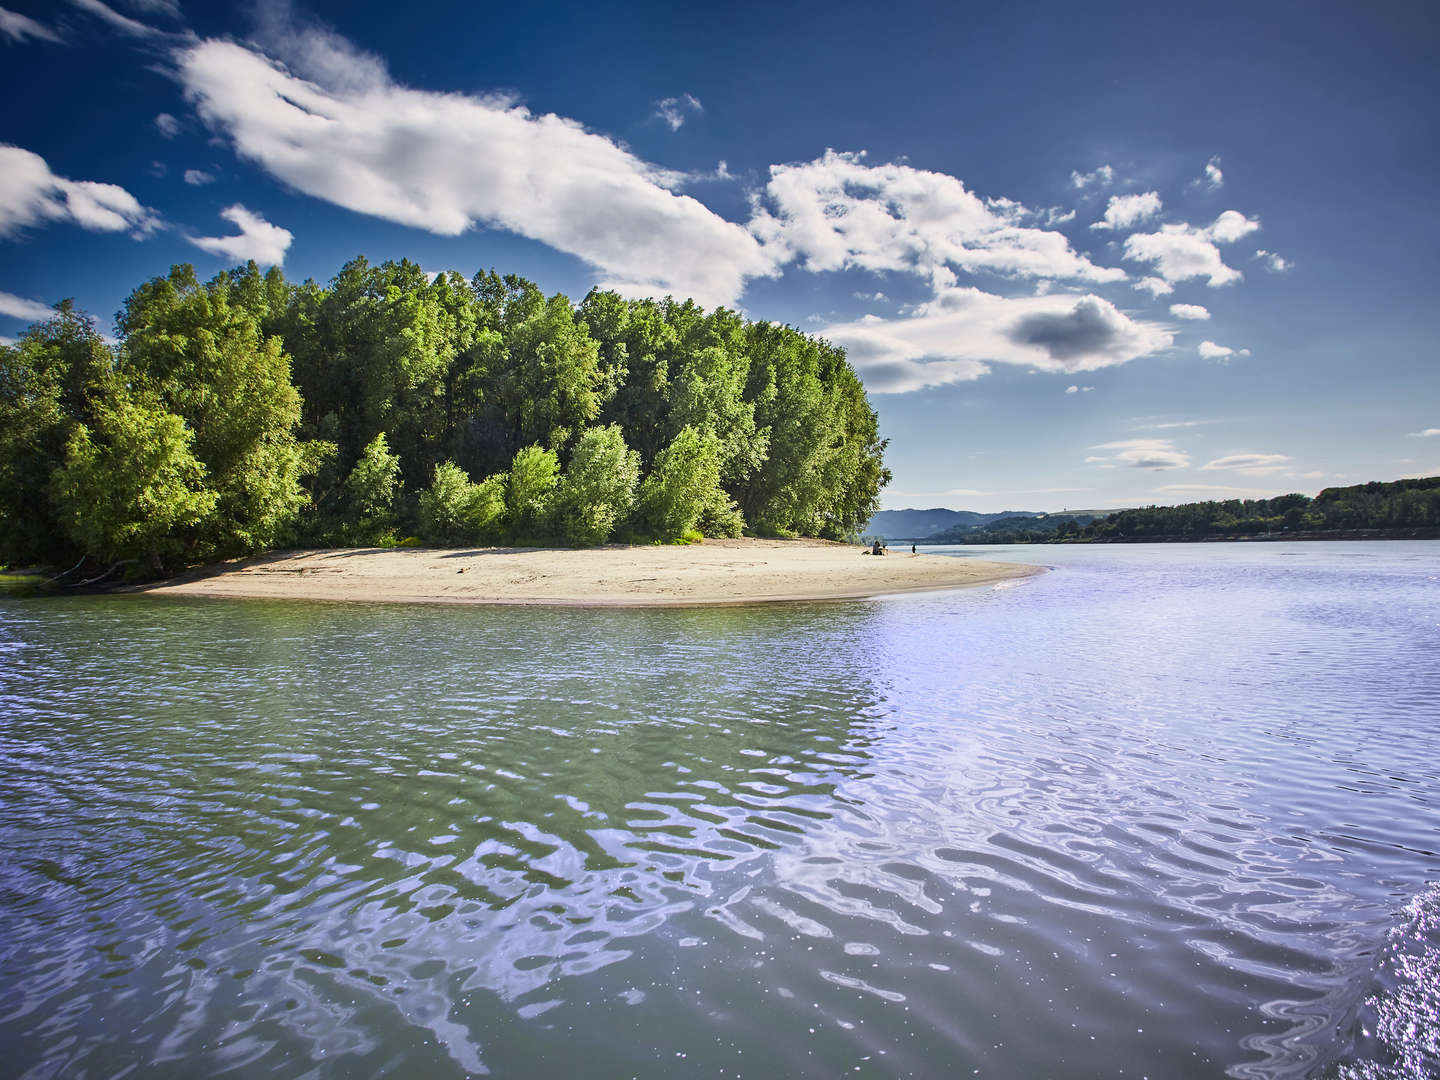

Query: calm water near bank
[1,541,1437,1078]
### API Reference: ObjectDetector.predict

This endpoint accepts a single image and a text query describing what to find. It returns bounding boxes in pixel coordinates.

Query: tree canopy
[0,258,890,576]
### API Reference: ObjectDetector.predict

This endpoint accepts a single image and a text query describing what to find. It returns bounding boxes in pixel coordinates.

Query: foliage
[553,425,639,545]
[0,258,892,572]
[340,432,401,545]
[417,461,505,546]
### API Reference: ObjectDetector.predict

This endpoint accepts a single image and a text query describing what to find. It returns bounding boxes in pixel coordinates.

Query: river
[1,541,1436,1078]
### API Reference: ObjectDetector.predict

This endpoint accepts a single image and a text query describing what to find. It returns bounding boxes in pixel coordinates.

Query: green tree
[340,432,401,545]
[417,461,506,546]
[554,425,639,545]
[506,444,560,539]
[49,393,216,570]
[635,426,735,540]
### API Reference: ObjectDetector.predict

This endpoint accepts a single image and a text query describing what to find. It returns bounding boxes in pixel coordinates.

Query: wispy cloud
[154,112,180,138]
[0,290,53,321]
[653,93,702,131]
[1254,249,1291,272]
[1090,438,1190,470]
[183,168,214,185]
[1064,384,1095,394]
[1202,452,1291,476]
[1408,428,1440,438]
[1070,164,1115,189]
[0,6,64,43]
[177,32,771,307]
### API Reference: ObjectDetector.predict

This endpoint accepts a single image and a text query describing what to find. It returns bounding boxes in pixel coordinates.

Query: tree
[635,426,735,541]
[340,432,401,545]
[553,425,639,545]
[417,461,506,546]
[506,444,560,539]
[49,393,216,570]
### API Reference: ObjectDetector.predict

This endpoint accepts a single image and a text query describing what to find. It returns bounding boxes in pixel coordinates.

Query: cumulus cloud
[1197,340,1250,361]
[0,144,160,237]
[177,36,772,307]
[653,93,702,131]
[1254,249,1291,272]
[1202,156,1223,188]
[822,288,1171,393]
[1064,384,1094,394]
[1169,303,1210,320]
[0,291,53,321]
[154,112,180,138]
[1134,276,1173,297]
[1091,191,1161,231]
[1123,210,1260,286]
[1070,165,1115,189]
[1091,438,1191,470]
[1202,452,1291,476]
[183,168,214,185]
[1044,207,1076,226]
[751,150,1126,290]
[186,204,292,265]
[1408,428,1440,438]
[0,6,63,43]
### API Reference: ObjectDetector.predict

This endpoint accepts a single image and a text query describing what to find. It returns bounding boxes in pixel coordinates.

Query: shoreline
[135,538,1041,608]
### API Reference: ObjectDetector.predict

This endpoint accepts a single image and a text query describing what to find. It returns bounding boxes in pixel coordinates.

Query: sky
[1,0,1436,513]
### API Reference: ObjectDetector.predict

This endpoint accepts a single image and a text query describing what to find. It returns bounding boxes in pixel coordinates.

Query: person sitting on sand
[871,539,884,556]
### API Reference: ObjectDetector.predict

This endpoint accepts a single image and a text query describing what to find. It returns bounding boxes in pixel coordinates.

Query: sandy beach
[138,538,1039,607]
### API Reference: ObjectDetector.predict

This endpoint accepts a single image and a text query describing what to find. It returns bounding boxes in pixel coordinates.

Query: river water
[1,542,1437,1078]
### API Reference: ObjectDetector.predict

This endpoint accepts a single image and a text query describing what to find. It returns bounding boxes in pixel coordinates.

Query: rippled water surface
[2,541,1438,1078]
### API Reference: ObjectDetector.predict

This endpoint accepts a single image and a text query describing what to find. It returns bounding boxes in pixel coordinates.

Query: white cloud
[1207,210,1261,243]
[1044,207,1076,226]
[1202,452,1291,476]
[751,150,1127,290]
[0,144,160,237]
[1133,276,1173,297]
[1155,482,1281,499]
[1124,210,1259,287]
[823,288,1172,393]
[177,36,772,307]
[1168,303,1210,320]
[653,93,702,131]
[68,0,169,38]
[1070,165,1115,189]
[0,335,14,347]
[0,291,52,321]
[1090,438,1190,470]
[1202,156,1223,188]
[183,168,215,185]
[186,204,292,265]
[1197,340,1250,361]
[1064,384,1094,394]
[155,112,180,138]
[1254,249,1291,272]
[119,0,183,17]
[1408,428,1440,438]
[0,6,63,43]
[1091,191,1161,231]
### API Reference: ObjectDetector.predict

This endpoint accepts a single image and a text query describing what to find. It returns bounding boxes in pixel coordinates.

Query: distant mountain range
[862,507,1112,541]
[862,508,1040,538]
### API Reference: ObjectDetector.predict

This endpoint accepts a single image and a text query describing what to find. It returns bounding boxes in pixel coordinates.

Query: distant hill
[863,507,1042,539]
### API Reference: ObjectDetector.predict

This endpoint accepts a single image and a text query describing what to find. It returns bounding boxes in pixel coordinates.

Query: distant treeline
[0,258,889,578]
[943,478,1440,544]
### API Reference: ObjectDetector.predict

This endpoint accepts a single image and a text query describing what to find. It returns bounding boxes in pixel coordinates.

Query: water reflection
[2,542,1439,1078]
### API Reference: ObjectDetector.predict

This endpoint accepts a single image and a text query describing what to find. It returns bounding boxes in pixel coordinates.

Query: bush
[417,461,506,546]
[340,433,400,545]
[554,425,639,545]
[506,445,560,538]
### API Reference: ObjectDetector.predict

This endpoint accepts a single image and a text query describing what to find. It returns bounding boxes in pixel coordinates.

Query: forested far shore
[931,477,1440,544]
[0,258,890,581]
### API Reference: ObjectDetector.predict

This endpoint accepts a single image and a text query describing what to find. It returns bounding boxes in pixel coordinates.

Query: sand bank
[139,538,1039,607]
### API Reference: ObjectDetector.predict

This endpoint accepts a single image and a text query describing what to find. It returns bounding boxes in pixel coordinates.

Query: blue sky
[1,0,1436,512]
